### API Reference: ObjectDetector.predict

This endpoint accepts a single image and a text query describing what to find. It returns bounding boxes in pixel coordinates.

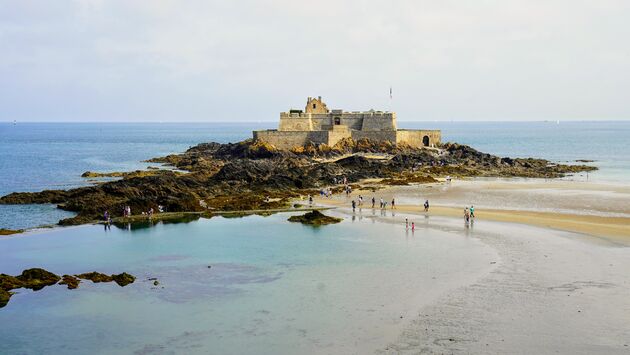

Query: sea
[0,121,628,354]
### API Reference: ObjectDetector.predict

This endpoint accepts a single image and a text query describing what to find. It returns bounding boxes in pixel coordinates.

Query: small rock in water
[287,210,342,226]
[111,272,135,287]
[208,265,212,269]
[59,275,80,290]
[16,268,61,291]
[76,272,113,283]
[153,280,159,286]
[0,268,135,308]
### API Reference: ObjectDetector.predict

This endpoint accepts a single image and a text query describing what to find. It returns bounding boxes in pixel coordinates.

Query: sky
[1,0,629,122]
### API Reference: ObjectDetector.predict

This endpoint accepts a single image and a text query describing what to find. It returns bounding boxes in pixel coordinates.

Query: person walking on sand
[308,195,313,205]
[380,198,384,209]
[391,198,396,209]
[351,200,356,212]
[464,207,470,224]
[470,205,475,219]
[372,197,375,208]
[424,200,429,212]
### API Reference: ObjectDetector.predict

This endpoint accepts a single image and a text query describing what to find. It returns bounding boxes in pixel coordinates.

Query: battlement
[254,97,440,150]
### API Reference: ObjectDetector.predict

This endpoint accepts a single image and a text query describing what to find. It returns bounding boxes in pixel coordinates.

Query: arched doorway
[334,117,341,125]
[422,135,430,147]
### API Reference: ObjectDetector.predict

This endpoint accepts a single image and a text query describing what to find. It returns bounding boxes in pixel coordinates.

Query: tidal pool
[0,211,494,354]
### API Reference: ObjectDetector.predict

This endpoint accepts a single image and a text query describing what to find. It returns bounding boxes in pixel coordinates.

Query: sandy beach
[315,177,630,245]
[310,179,630,354]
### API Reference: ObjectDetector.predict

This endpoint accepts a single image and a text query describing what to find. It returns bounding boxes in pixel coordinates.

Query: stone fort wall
[279,112,397,132]
[396,130,441,148]
[253,128,441,150]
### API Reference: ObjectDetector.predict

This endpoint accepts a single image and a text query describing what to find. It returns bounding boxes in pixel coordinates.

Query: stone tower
[305,96,329,114]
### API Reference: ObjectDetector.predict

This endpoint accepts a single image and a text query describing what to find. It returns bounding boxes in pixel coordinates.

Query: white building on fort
[253,97,441,150]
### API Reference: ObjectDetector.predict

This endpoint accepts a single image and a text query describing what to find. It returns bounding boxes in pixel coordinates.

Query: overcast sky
[1,1,629,122]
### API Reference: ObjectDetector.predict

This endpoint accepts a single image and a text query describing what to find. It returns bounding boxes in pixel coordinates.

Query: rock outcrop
[0,268,136,308]
[76,272,136,286]
[287,210,343,226]
[0,138,596,226]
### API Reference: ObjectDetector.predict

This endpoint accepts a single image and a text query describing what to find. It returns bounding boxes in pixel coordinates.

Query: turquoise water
[0,212,491,354]
[1,121,628,229]
[0,121,627,353]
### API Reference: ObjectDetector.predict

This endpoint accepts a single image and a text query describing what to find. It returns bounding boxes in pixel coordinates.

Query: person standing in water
[391,198,396,209]
[372,197,376,208]
[424,200,430,212]
[470,205,475,219]
[405,218,409,230]
[351,200,356,212]
[411,222,415,231]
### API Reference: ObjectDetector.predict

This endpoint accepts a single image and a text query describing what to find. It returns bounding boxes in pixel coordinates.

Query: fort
[253,97,441,150]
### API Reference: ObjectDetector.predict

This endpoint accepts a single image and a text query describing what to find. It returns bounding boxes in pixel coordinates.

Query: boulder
[111,272,135,287]
[287,210,342,226]
[16,268,61,291]
[59,275,80,289]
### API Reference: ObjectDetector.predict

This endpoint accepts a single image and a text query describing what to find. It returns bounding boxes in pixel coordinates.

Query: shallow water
[0,212,494,354]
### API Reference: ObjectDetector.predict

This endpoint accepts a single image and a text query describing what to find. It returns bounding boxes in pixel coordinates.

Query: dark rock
[15,268,61,291]
[111,272,135,287]
[59,275,80,289]
[0,289,11,308]
[0,274,23,290]
[287,210,343,226]
[76,272,113,283]
[0,268,135,308]
[0,138,596,227]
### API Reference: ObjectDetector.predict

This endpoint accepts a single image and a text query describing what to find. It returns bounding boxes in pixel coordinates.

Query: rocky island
[0,137,595,227]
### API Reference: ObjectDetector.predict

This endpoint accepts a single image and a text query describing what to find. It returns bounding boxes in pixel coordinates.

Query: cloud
[1,0,629,121]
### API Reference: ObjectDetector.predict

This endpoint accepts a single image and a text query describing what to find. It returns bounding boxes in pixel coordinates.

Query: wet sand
[382,215,630,354]
[314,178,630,244]
[316,205,630,353]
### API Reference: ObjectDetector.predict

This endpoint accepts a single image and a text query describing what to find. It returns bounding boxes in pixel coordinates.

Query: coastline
[313,177,630,245]
[1,188,629,353]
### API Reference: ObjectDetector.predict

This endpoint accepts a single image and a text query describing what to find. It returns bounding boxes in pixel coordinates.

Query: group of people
[351,196,399,212]
[464,205,475,224]
[114,204,165,220]
[320,187,333,198]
